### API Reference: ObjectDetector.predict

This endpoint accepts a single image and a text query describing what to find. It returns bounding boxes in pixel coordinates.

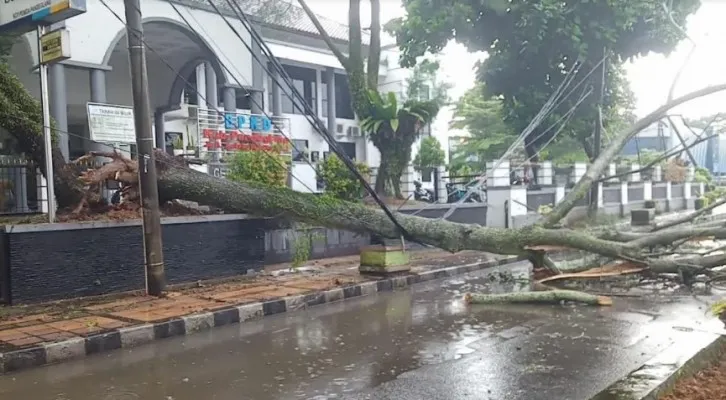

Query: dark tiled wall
[5,219,267,304]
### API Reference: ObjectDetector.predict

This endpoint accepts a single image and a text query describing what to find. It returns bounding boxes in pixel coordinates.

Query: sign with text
[87,102,136,144]
[40,27,70,64]
[195,108,290,153]
[0,0,86,34]
[207,162,229,179]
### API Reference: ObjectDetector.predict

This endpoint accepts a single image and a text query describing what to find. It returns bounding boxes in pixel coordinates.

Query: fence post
[608,163,618,183]
[620,180,629,217]
[643,181,652,201]
[401,164,415,199]
[665,181,672,212]
[573,162,587,182]
[435,165,447,203]
[15,164,28,213]
[36,169,49,214]
[629,163,641,182]
[555,185,566,204]
[486,160,510,186]
[538,161,553,185]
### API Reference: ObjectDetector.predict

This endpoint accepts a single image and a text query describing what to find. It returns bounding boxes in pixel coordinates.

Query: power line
[411,56,602,218]
[99,0,319,196]
[96,0,390,232]
[199,0,416,242]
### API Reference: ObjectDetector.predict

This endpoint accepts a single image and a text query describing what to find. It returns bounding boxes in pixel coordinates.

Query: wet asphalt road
[0,261,720,400]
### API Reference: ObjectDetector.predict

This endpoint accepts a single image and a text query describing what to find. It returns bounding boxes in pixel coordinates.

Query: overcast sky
[305,0,726,120]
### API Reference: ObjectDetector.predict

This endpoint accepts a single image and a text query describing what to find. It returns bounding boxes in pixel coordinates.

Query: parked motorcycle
[446,182,483,203]
[413,180,435,203]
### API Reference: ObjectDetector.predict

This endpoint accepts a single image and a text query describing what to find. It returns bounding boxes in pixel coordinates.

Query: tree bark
[0,63,84,209]
[366,0,381,90]
[465,290,612,306]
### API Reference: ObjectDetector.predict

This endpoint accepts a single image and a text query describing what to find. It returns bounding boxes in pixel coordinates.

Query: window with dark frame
[267,64,317,115]
[292,139,309,162]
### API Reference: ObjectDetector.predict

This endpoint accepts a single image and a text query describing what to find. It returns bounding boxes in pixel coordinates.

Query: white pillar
[597,182,604,208]
[436,165,447,202]
[315,68,323,118]
[573,162,587,182]
[687,166,695,181]
[555,185,566,204]
[195,63,206,107]
[608,163,618,183]
[402,164,415,199]
[205,63,218,110]
[486,160,511,186]
[537,161,553,185]
[643,181,652,201]
[665,181,672,200]
[684,181,692,199]
[620,181,629,206]
[629,163,641,182]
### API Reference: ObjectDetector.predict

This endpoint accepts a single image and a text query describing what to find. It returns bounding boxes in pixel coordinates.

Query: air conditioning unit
[336,123,345,134]
[347,126,361,137]
[187,105,198,120]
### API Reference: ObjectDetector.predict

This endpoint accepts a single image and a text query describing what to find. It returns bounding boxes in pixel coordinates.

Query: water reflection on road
[0,262,715,400]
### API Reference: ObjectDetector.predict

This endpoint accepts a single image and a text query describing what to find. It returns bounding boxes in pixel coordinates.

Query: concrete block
[631,209,655,226]
[359,245,411,275]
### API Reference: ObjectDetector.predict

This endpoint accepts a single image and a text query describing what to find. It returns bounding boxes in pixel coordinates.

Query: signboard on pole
[39,27,70,64]
[0,0,87,34]
[87,102,136,144]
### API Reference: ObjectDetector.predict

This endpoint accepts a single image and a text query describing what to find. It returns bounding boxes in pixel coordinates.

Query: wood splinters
[464,289,612,307]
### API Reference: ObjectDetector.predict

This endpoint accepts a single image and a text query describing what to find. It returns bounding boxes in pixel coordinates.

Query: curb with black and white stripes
[0,255,523,374]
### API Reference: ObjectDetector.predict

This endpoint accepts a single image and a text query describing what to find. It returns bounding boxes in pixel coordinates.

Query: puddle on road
[0,267,624,400]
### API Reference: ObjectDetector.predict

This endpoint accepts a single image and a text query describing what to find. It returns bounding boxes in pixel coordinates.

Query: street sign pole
[37,24,56,223]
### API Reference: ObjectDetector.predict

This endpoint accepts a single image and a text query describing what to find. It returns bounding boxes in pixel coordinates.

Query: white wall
[7,0,444,192]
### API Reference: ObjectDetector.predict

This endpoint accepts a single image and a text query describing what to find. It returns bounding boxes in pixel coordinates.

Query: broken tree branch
[545,83,726,226]
[464,290,613,306]
[596,130,717,183]
[651,198,726,232]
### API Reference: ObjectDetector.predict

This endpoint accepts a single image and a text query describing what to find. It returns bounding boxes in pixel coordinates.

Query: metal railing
[0,156,47,215]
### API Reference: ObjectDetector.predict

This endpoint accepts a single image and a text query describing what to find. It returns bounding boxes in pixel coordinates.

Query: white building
[5,0,441,193]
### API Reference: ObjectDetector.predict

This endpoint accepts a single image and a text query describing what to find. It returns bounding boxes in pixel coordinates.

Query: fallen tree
[3,33,726,301]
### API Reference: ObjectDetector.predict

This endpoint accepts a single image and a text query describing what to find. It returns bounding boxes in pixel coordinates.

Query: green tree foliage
[448,84,515,172]
[298,0,446,198]
[406,59,452,106]
[387,0,699,161]
[412,136,445,172]
[227,146,290,187]
[318,153,371,201]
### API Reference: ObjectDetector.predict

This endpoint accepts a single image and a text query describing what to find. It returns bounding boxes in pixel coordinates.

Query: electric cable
[201,0,416,242]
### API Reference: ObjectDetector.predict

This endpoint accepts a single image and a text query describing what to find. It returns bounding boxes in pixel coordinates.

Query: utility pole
[589,48,607,216]
[123,0,166,295]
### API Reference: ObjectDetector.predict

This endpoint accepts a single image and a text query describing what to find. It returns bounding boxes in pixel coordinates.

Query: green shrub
[318,154,371,201]
[226,145,289,187]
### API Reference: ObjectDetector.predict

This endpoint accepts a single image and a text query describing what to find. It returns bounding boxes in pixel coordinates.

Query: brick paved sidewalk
[0,249,499,353]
